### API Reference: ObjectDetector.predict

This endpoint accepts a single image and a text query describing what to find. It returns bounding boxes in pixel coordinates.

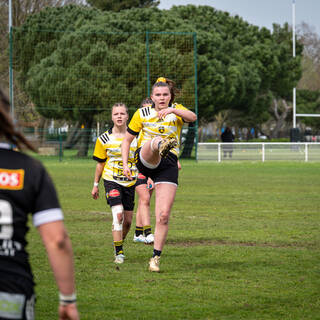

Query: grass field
[27,158,320,319]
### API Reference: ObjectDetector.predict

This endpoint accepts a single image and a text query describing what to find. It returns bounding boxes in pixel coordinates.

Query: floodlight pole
[9,0,14,120]
[8,0,12,31]
[292,0,296,128]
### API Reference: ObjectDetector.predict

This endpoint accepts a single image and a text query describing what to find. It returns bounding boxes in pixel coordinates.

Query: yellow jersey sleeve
[128,109,143,135]
[93,137,107,162]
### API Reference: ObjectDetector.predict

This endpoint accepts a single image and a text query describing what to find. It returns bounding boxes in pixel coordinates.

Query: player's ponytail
[0,89,37,152]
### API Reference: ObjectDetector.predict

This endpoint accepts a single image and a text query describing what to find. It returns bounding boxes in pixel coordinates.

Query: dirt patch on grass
[167,239,315,249]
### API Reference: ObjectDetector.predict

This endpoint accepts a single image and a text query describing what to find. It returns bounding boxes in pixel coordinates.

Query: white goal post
[296,114,320,117]
[197,142,320,162]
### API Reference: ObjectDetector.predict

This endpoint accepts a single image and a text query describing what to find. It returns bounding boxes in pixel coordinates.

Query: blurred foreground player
[0,89,79,320]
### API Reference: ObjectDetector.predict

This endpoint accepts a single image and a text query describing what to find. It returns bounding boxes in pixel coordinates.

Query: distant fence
[197,143,320,162]
[24,126,195,160]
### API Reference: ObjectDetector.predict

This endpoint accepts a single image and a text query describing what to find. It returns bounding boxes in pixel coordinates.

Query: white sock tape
[112,205,123,231]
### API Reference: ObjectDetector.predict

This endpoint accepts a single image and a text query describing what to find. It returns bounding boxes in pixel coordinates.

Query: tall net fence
[10,29,197,158]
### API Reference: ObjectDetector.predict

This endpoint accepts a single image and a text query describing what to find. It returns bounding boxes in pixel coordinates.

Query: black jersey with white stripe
[0,144,63,283]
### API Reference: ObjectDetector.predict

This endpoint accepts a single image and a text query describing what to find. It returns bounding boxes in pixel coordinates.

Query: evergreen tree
[86,0,159,12]
[12,5,303,155]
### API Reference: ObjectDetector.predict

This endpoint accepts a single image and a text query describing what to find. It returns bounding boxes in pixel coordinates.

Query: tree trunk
[37,116,48,145]
[180,122,195,159]
[65,121,81,149]
[76,117,93,157]
[271,99,291,138]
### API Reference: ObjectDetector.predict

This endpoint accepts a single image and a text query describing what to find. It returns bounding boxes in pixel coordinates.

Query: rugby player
[121,78,197,272]
[0,89,79,320]
[91,103,138,264]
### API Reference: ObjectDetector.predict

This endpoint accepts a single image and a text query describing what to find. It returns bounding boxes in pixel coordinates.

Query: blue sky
[158,0,320,35]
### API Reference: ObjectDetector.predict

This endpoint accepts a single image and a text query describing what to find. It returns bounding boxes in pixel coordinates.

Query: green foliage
[12,4,303,131]
[87,0,159,11]
[171,6,303,125]
[13,6,195,124]
[297,89,320,129]
[271,23,303,100]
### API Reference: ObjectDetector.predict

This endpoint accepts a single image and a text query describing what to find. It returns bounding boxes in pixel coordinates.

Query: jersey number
[0,200,14,239]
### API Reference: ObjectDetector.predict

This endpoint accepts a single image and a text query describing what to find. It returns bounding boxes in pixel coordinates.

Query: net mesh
[12,29,195,122]
[10,29,197,157]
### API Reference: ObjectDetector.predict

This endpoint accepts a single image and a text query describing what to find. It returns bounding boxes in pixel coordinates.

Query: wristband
[93,182,99,187]
[59,292,77,305]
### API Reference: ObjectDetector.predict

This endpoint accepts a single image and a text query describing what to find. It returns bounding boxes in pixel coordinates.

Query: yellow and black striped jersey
[128,103,188,156]
[93,128,138,187]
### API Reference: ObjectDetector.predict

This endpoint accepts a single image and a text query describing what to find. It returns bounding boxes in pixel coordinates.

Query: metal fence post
[146,31,150,97]
[193,32,198,161]
[305,143,308,162]
[59,133,63,162]
[9,27,14,120]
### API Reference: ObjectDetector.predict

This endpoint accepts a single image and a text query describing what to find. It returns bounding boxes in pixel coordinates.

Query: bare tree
[270,99,292,138]
[2,0,85,27]
[0,0,85,120]
[214,110,230,134]
[297,22,320,91]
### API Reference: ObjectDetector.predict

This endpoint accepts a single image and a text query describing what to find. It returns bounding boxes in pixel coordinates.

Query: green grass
[27,159,320,319]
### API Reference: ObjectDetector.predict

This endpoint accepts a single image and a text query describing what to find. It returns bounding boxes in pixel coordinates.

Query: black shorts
[135,148,179,185]
[103,180,135,211]
[135,172,148,187]
[0,275,35,320]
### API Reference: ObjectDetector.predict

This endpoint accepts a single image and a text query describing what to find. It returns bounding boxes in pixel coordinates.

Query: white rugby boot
[133,234,146,243]
[144,233,154,244]
[149,256,160,272]
[114,254,125,264]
